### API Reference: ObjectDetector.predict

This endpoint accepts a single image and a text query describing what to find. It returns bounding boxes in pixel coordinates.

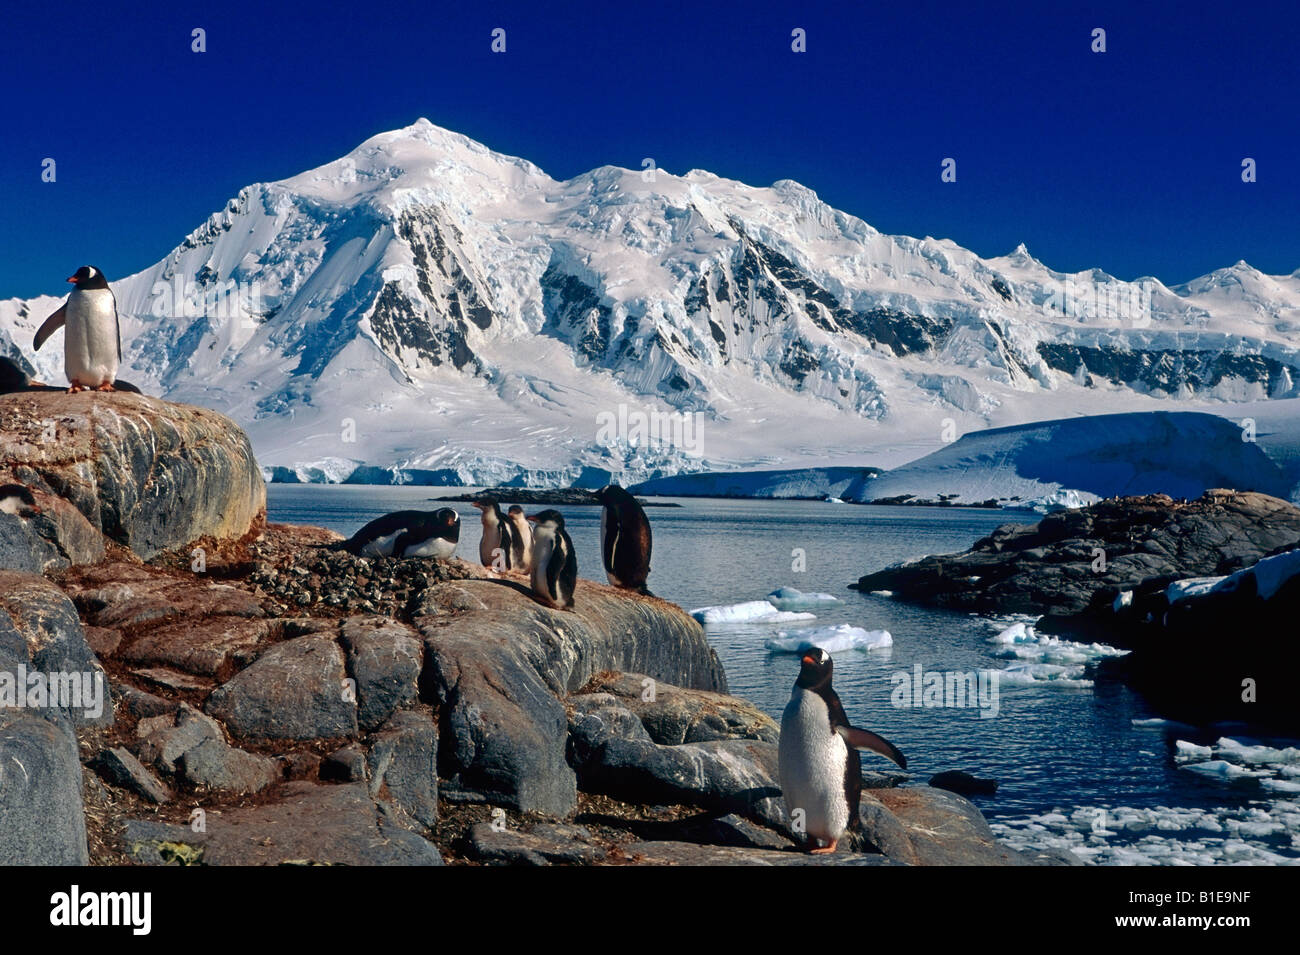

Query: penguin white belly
[359,530,403,557]
[64,290,118,387]
[479,526,503,566]
[779,689,850,843]
[530,533,554,596]
[404,536,456,559]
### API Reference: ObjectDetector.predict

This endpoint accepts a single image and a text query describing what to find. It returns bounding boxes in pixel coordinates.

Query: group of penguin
[10,266,905,854]
[334,484,652,611]
[334,487,904,854]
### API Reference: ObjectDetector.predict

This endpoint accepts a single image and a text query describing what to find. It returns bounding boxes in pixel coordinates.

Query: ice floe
[689,600,816,624]
[765,587,842,611]
[765,625,893,654]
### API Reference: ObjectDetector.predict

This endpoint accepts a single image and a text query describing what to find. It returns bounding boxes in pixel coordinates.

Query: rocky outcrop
[853,490,1300,616]
[419,579,726,815]
[0,391,264,561]
[0,571,108,864]
[1052,546,1300,730]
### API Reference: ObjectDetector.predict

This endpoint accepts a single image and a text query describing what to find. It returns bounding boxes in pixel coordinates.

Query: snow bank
[845,411,1291,506]
[765,625,892,654]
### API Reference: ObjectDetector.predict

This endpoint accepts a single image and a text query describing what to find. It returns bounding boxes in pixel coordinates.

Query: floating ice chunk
[1113,590,1133,611]
[1131,717,1198,732]
[765,625,892,654]
[868,590,894,598]
[1179,759,1269,779]
[989,622,1126,665]
[1263,778,1300,793]
[689,600,816,624]
[998,662,1093,687]
[765,587,841,611]
[1174,740,1214,761]
[1215,738,1300,764]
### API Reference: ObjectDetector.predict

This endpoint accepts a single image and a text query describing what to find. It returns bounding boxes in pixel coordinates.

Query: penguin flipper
[34,305,66,351]
[836,725,907,769]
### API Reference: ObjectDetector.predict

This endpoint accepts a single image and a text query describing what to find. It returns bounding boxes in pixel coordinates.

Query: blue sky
[2,1,1297,298]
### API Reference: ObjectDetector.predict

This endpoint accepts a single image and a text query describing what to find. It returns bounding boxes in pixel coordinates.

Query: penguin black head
[435,507,459,527]
[596,484,634,506]
[795,647,833,689]
[0,483,40,517]
[527,508,566,529]
[507,505,525,517]
[67,266,109,290]
[472,498,505,520]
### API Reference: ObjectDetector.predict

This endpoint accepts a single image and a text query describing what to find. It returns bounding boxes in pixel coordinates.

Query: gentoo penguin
[506,505,532,571]
[595,484,653,594]
[779,647,907,854]
[0,483,41,518]
[472,498,514,570]
[334,508,460,558]
[34,266,122,393]
[526,509,578,610]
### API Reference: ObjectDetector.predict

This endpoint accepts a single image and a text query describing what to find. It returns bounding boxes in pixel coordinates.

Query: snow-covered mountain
[3,118,1299,485]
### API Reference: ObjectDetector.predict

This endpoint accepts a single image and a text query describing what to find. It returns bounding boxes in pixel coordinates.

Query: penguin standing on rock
[506,505,532,571]
[527,509,577,610]
[333,508,460,558]
[779,647,907,854]
[472,499,514,570]
[34,266,122,393]
[595,484,653,595]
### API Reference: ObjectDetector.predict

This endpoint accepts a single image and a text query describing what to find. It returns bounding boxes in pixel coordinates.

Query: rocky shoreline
[855,489,1300,730]
[0,392,1059,866]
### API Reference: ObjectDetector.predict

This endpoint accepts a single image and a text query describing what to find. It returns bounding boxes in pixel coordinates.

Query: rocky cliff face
[0,391,265,563]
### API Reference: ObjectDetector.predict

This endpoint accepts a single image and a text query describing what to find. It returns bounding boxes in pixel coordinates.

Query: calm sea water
[267,484,1298,861]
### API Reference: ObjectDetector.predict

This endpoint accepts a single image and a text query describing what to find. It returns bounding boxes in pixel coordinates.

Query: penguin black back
[596,484,653,594]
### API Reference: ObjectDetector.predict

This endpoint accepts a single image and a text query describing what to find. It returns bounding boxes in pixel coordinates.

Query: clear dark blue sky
[2,1,1297,298]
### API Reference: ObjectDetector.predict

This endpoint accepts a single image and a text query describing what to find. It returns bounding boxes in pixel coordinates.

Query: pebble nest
[247,537,484,618]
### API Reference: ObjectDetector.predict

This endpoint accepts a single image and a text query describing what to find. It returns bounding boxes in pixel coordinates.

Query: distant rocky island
[434,487,679,506]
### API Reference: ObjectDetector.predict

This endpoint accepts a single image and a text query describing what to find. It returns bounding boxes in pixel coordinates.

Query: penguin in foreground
[472,498,514,570]
[779,647,907,854]
[506,504,533,571]
[526,509,577,610]
[595,484,653,595]
[334,507,460,558]
[0,354,140,395]
[34,266,122,393]
[0,483,41,518]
